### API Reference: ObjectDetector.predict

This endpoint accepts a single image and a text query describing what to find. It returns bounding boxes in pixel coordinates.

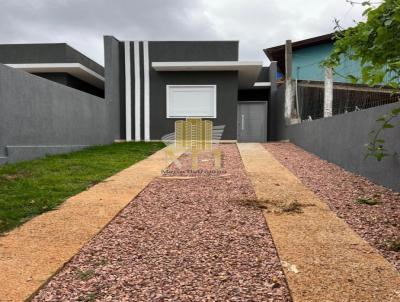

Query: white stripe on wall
[133,41,141,141]
[124,41,132,142]
[143,41,150,141]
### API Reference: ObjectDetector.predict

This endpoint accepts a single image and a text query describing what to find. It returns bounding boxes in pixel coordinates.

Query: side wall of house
[104,37,240,140]
[270,85,400,191]
[0,63,119,164]
[292,42,361,83]
[104,36,123,141]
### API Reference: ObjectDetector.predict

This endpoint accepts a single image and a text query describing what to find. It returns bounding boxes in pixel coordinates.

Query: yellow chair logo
[162,118,224,170]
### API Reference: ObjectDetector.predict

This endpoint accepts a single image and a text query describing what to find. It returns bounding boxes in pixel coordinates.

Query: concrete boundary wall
[271,85,400,191]
[0,63,120,164]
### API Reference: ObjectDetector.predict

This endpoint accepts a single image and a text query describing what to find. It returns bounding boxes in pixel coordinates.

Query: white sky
[0,0,365,66]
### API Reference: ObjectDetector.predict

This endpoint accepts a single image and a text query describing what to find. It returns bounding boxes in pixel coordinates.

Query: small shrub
[356,198,380,206]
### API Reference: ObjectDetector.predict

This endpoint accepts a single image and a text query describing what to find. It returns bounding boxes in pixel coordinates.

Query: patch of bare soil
[32,145,291,302]
[264,142,400,271]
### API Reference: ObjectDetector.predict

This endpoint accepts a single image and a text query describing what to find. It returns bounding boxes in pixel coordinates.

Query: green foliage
[356,197,380,205]
[324,0,400,161]
[0,142,164,233]
[324,0,400,88]
[365,105,400,160]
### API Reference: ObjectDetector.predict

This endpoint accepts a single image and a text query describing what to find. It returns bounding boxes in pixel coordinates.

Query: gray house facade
[0,37,271,165]
[104,36,269,142]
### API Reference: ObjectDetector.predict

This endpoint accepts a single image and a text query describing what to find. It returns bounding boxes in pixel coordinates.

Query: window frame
[166,84,217,119]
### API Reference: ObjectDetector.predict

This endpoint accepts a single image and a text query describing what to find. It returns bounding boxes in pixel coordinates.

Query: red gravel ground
[264,143,400,271]
[32,145,291,302]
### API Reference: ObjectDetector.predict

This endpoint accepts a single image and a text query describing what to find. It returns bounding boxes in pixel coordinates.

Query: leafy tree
[324,0,400,161]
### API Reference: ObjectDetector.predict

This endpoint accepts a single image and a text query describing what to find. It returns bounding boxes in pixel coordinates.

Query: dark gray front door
[237,102,267,142]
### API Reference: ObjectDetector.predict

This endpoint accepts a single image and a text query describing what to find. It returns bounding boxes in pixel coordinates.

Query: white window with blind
[166,85,217,118]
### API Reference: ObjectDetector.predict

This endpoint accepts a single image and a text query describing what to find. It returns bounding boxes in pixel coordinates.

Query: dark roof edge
[104,36,240,43]
[64,43,104,70]
[264,33,335,58]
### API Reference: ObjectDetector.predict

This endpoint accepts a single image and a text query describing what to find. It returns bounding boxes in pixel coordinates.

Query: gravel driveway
[32,145,291,302]
[265,142,400,271]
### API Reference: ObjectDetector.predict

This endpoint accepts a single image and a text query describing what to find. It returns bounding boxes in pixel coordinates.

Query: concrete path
[0,147,173,302]
[238,143,400,302]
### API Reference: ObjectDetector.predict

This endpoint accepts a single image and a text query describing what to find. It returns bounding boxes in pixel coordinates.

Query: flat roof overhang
[152,61,263,89]
[5,63,105,89]
[253,82,271,89]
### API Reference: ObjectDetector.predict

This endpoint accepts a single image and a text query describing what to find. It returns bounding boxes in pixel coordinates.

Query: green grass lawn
[0,142,164,234]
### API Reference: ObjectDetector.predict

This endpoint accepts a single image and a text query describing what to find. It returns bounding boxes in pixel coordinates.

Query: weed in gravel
[78,293,96,302]
[235,199,315,214]
[281,201,304,213]
[271,276,281,289]
[277,201,315,214]
[236,199,269,210]
[76,269,95,281]
[356,198,380,206]
[386,239,400,252]
[94,258,108,266]
[252,201,269,210]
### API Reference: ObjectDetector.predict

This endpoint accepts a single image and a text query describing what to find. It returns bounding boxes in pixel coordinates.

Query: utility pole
[268,61,277,140]
[285,40,293,124]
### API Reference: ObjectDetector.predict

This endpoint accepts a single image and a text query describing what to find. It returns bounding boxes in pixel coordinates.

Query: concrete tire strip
[0,147,175,302]
[237,143,400,302]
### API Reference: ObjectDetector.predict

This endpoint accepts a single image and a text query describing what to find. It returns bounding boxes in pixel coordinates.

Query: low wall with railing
[271,84,400,192]
[296,80,399,120]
